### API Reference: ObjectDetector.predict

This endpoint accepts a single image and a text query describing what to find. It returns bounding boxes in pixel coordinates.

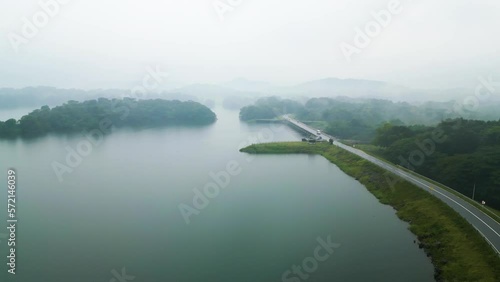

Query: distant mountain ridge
[217,77,477,102]
[222,78,274,93]
[0,77,485,111]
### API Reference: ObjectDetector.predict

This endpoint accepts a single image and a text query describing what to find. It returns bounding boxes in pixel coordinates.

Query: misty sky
[1,0,499,90]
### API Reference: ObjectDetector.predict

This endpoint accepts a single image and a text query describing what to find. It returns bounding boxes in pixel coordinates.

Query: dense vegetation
[0,98,216,138]
[371,119,500,209]
[296,97,448,141]
[240,142,500,281]
[240,96,500,141]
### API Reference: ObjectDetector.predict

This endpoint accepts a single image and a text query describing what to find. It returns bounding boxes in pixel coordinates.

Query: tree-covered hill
[372,119,500,209]
[0,98,217,138]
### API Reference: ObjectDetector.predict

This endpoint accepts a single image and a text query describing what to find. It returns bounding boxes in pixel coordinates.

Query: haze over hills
[0,77,486,112]
[170,77,482,103]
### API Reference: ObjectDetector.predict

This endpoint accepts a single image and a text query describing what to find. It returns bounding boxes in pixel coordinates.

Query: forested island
[0,98,216,138]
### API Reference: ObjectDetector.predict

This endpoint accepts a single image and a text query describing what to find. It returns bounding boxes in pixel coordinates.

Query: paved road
[284,115,500,255]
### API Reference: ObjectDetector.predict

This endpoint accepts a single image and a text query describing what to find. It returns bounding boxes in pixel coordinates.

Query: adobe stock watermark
[8,0,71,53]
[213,0,244,22]
[51,65,169,182]
[385,75,499,189]
[449,76,498,118]
[178,161,243,224]
[282,235,340,282]
[109,267,135,282]
[178,115,286,224]
[340,0,403,62]
[112,65,170,117]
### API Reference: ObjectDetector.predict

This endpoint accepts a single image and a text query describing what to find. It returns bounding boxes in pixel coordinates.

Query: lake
[0,106,434,282]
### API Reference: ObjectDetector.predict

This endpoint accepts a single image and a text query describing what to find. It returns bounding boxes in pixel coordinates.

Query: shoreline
[240,142,500,281]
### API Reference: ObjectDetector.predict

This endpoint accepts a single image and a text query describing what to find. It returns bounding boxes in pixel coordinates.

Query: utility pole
[472,183,476,201]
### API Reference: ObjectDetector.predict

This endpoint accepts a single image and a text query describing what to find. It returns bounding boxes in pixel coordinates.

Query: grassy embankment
[240,142,500,281]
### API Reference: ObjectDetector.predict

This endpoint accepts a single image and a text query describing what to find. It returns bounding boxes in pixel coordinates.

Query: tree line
[372,119,500,209]
[240,96,500,142]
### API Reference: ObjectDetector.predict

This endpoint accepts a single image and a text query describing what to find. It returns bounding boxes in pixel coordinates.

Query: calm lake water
[0,106,434,282]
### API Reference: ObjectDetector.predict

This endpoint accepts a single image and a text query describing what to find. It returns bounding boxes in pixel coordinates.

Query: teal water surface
[0,107,434,282]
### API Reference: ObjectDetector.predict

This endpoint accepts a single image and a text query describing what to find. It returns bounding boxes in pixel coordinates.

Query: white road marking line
[474,226,500,255]
[400,173,500,239]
